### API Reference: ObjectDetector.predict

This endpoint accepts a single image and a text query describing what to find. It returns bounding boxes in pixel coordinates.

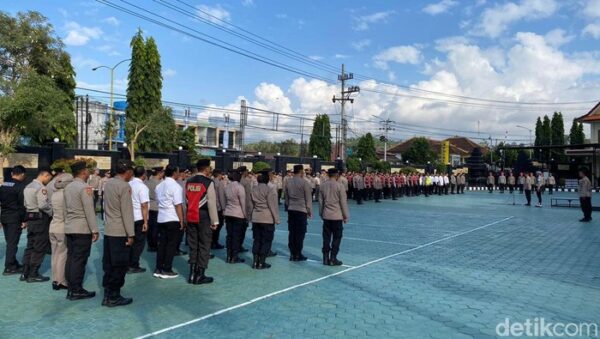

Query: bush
[133,156,146,167]
[252,161,271,173]
[51,158,97,174]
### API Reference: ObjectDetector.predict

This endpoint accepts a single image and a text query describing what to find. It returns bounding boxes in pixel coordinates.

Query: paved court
[1,191,599,338]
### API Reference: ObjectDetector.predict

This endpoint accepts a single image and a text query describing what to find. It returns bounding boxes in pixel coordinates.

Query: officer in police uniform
[101,160,135,307]
[239,166,252,252]
[211,169,226,250]
[21,169,53,282]
[64,161,99,300]
[0,165,27,276]
[284,165,312,261]
[319,168,349,266]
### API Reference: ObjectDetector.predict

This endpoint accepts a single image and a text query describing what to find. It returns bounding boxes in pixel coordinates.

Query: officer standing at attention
[21,169,53,282]
[239,166,252,253]
[49,173,73,291]
[319,168,349,266]
[102,160,135,307]
[498,171,506,193]
[578,168,593,222]
[64,161,99,300]
[128,166,149,274]
[284,165,312,262]
[185,159,219,285]
[211,169,226,250]
[248,170,280,269]
[487,172,495,193]
[145,167,164,252]
[508,172,516,193]
[352,172,364,205]
[0,165,27,276]
[223,169,247,264]
[372,173,382,203]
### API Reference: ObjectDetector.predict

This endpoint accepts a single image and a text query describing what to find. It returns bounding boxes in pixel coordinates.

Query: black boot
[329,255,343,266]
[68,288,96,300]
[188,264,197,284]
[26,266,50,283]
[193,268,214,285]
[102,290,133,307]
[19,265,30,281]
[252,255,259,269]
[322,252,330,266]
[226,249,233,263]
[259,255,271,269]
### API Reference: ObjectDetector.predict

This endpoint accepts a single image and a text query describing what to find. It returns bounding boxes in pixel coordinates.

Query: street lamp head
[313,155,317,159]
[178,146,183,151]
[92,67,99,71]
[257,151,262,156]
[276,152,281,156]
[53,138,59,143]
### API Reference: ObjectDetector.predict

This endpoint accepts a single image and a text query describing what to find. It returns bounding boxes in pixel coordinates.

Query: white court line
[274,229,418,247]
[135,216,514,339]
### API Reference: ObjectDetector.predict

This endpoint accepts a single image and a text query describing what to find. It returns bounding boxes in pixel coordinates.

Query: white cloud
[351,39,371,51]
[97,44,121,56]
[63,21,102,46]
[334,54,349,59]
[275,13,288,19]
[354,10,394,31]
[241,0,254,7]
[583,22,600,38]
[163,68,177,78]
[196,4,231,23]
[584,0,600,18]
[423,0,459,15]
[103,16,120,26]
[544,28,574,46]
[309,55,324,61]
[475,0,558,38]
[373,45,422,69]
[77,79,127,93]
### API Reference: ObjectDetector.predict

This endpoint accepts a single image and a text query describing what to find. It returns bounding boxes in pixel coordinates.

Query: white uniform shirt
[443,176,450,185]
[156,177,183,223]
[129,177,150,222]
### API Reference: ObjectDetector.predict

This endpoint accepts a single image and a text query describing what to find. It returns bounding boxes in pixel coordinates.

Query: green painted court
[1,191,599,338]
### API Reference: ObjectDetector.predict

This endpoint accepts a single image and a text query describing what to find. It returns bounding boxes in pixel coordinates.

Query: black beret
[70,161,87,174]
[293,164,304,172]
[328,168,339,176]
[238,166,248,172]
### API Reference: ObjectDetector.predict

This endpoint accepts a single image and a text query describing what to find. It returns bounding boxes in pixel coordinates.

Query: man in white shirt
[154,165,184,279]
[128,166,149,274]
[443,174,450,195]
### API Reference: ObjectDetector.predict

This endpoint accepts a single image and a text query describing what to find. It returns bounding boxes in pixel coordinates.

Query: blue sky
[4,0,600,143]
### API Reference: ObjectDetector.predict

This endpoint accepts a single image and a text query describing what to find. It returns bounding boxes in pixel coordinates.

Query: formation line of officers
[0,160,349,307]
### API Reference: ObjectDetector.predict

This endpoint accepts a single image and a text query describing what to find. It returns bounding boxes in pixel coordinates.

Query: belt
[25,212,43,221]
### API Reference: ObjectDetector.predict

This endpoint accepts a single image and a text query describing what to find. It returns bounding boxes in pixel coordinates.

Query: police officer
[146,167,164,252]
[49,173,73,291]
[185,159,219,285]
[285,165,312,262]
[0,165,27,276]
[64,161,99,300]
[211,169,226,250]
[319,168,349,266]
[352,173,364,205]
[578,168,592,222]
[21,168,53,282]
[372,173,382,203]
[508,172,516,194]
[128,166,149,274]
[239,166,252,252]
[101,160,135,307]
[224,169,247,263]
[248,170,280,269]
[487,172,495,193]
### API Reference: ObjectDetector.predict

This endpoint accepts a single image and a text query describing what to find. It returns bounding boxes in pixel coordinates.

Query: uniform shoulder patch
[85,187,93,196]
[41,188,47,195]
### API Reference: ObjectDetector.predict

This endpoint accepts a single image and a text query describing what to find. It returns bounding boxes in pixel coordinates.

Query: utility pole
[299,117,304,157]
[223,113,230,149]
[332,64,359,161]
[377,117,395,162]
[239,100,248,154]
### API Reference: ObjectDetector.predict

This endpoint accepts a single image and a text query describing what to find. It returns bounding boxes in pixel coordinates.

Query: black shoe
[193,268,214,285]
[3,266,23,276]
[158,270,179,279]
[239,247,249,253]
[289,255,296,261]
[258,256,271,269]
[211,243,225,250]
[267,250,277,257]
[580,218,592,222]
[26,267,50,283]
[229,257,245,264]
[209,254,215,259]
[252,255,259,269]
[329,257,343,266]
[295,254,308,262]
[322,253,330,266]
[102,295,133,307]
[68,289,96,300]
[127,267,147,274]
[52,282,68,290]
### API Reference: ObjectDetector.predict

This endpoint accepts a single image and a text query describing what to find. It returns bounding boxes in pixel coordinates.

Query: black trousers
[548,185,554,194]
[212,211,224,246]
[102,235,129,293]
[156,222,180,271]
[65,234,92,292]
[509,184,514,193]
[488,184,494,193]
[252,223,274,256]
[322,219,343,257]
[499,184,505,192]
[525,190,532,205]
[519,184,524,193]
[187,210,212,268]
[240,221,249,249]
[2,222,23,269]
[22,216,50,270]
[147,210,159,249]
[374,189,381,202]
[355,189,363,204]
[225,216,245,257]
[536,189,542,204]
[130,220,146,268]
[288,210,307,257]
[580,197,592,219]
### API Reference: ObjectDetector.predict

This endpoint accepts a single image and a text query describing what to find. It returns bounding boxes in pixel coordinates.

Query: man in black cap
[319,168,349,266]
[0,165,27,276]
[184,159,219,285]
[284,164,312,261]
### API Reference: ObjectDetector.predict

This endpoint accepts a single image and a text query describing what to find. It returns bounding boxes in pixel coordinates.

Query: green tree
[126,30,163,159]
[355,133,377,165]
[541,115,552,160]
[252,161,271,173]
[403,137,436,165]
[578,122,586,143]
[279,139,299,156]
[534,117,543,159]
[137,106,177,152]
[550,112,565,160]
[345,157,361,172]
[177,127,198,159]
[308,114,332,160]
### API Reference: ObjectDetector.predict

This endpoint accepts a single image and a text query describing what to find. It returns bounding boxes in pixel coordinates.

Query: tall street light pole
[92,58,131,150]
[516,125,533,158]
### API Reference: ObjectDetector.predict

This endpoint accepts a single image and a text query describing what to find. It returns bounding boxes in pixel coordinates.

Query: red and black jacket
[185,175,213,224]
